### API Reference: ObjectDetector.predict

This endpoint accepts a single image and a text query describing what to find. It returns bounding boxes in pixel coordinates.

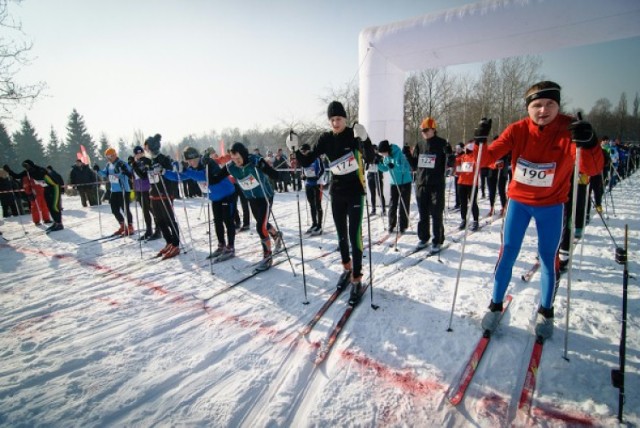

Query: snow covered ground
[1,173,638,427]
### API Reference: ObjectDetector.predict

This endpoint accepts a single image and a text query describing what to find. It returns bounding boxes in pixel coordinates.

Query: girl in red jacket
[455,141,480,231]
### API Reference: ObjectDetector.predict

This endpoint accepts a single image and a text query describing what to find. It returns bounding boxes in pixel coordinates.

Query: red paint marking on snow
[341,349,445,397]
[8,246,170,296]
[94,297,119,306]
[532,404,597,426]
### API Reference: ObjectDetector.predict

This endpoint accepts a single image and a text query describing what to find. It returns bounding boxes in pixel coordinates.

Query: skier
[376,139,413,236]
[139,134,181,260]
[485,136,510,217]
[98,148,134,236]
[366,144,386,216]
[292,100,375,305]
[477,80,604,340]
[3,160,63,232]
[131,146,161,241]
[69,159,99,207]
[215,142,283,271]
[455,141,480,231]
[166,147,237,260]
[300,143,325,235]
[407,117,448,253]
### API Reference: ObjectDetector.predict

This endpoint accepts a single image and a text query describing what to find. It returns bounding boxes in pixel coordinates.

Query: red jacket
[481,114,603,206]
[455,149,479,186]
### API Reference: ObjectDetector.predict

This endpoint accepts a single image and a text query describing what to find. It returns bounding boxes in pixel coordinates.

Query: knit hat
[104,147,117,157]
[133,145,144,155]
[203,147,216,158]
[230,141,249,165]
[145,134,162,155]
[420,117,437,130]
[300,143,311,152]
[183,146,200,160]
[327,101,347,119]
[22,159,35,169]
[377,140,391,154]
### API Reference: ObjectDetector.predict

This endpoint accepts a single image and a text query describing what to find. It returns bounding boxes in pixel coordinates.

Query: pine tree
[117,138,129,158]
[0,121,17,168]
[97,134,110,169]
[45,128,69,176]
[65,109,97,166]
[12,118,45,168]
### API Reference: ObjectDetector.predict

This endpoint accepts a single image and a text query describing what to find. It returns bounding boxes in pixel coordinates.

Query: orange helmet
[104,147,117,157]
[420,117,437,130]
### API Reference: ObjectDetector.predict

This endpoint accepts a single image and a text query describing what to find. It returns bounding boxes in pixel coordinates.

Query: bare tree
[0,0,45,117]
[614,92,628,138]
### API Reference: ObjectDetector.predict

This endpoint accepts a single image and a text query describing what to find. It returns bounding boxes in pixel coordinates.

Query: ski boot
[348,277,363,306]
[337,262,352,291]
[216,246,235,262]
[255,251,273,272]
[162,244,180,260]
[534,306,554,339]
[481,300,504,334]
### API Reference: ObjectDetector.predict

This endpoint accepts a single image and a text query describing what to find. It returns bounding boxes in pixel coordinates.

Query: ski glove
[387,162,395,169]
[568,114,597,149]
[285,131,299,152]
[353,123,368,141]
[473,118,492,144]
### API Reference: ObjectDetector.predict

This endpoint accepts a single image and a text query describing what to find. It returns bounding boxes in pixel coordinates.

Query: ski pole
[577,183,590,274]
[373,169,387,229]
[95,180,103,236]
[295,170,309,304]
[447,141,485,331]
[563,130,583,361]
[611,225,628,423]
[590,195,619,249]
[204,163,213,273]
[11,188,28,237]
[133,191,142,258]
[175,169,198,264]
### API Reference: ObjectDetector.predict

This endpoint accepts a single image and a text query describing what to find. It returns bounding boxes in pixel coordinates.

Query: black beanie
[300,143,311,151]
[230,142,249,165]
[145,134,162,155]
[327,101,347,119]
[378,140,391,154]
[22,159,35,169]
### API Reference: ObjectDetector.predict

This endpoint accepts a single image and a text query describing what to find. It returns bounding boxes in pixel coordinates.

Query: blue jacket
[98,159,131,192]
[303,158,325,187]
[164,158,235,202]
[377,144,413,185]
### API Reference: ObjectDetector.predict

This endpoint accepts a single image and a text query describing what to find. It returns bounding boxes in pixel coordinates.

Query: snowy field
[0,173,638,427]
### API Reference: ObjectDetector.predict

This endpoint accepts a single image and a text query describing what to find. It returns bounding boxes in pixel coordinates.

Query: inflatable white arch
[358,0,640,145]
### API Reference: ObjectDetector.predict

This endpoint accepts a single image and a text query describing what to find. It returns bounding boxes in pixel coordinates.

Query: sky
[6,0,640,146]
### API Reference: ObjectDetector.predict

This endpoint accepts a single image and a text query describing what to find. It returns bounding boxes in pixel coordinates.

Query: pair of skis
[299,275,370,365]
[447,295,546,418]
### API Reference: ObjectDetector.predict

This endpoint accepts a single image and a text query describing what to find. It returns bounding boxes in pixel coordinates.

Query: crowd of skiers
[2,83,639,336]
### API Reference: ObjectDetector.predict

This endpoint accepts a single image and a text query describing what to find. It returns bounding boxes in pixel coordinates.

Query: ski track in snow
[1,175,639,426]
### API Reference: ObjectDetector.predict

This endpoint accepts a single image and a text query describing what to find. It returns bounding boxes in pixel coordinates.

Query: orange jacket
[481,114,603,206]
